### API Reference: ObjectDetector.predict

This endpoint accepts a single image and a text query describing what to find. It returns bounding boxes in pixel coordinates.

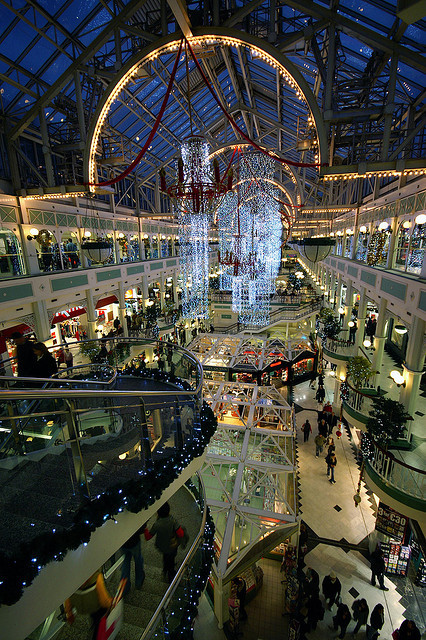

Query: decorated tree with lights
[346,356,375,389]
[365,396,411,449]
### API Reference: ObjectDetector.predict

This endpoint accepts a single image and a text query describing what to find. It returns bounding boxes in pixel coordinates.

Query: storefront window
[130,235,140,261]
[372,223,391,267]
[355,227,370,261]
[335,234,343,256]
[143,237,151,259]
[407,216,426,275]
[394,222,411,271]
[160,237,169,258]
[0,229,24,277]
[60,231,80,269]
[35,229,63,272]
[344,233,354,257]
[174,239,180,256]
[151,237,159,259]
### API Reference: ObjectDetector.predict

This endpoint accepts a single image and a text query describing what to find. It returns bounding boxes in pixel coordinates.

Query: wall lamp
[394,324,407,335]
[27,228,39,240]
[390,370,406,387]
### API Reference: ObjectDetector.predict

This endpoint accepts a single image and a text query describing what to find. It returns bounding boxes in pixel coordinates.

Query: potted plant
[346,356,376,389]
[366,397,412,448]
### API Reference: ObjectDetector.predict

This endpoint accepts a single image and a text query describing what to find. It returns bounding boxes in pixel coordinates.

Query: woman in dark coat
[32,342,58,378]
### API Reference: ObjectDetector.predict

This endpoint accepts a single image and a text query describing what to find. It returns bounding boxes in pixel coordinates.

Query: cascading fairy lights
[217,153,282,326]
[166,136,233,319]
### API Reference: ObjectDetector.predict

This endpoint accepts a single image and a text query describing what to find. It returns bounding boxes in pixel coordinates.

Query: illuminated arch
[84,28,327,187]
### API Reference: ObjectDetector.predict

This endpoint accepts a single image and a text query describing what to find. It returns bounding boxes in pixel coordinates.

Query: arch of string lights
[85,32,324,188]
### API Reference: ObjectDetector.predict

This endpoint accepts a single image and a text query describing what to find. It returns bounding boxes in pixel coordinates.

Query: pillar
[341,282,353,331]
[399,316,425,437]
[117,282,129,337]
[32,299,51,341]
[354,287,367,351]
[371,298,387,373]
[85,289,98,339]
[333,362,346,412]
[386,217,398,270]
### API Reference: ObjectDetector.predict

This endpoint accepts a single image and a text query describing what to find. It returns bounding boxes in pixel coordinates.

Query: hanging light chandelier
[160,135,232,219]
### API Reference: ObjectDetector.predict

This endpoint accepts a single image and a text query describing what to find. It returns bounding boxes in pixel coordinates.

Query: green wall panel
[166,259,177,267]
[149,261,163,271]
[380,277,406,301]
[96,269,121,282]
[347,266,358,278]
[0,282,33,302]
[51,274,89,291]
[127,265,145,275]
[337,261,345,271]
[418,290,426,312]
[360,270,376,286]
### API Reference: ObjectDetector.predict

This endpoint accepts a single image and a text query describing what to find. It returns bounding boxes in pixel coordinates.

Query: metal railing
[366,440,426,501]
[343,381,375,417]
[215,301,321,334]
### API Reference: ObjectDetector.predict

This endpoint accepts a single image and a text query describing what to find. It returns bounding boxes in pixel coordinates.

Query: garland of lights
[0,370,217,607]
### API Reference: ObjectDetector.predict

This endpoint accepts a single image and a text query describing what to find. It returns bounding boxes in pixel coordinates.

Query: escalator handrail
[140,472,208,640]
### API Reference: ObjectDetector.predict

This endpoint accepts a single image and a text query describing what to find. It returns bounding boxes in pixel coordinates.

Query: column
[341,281,353,337]
[399,316,425,437]
[386,217,398,270]
[333,362,346,413]
[32,299,51,341]
[117,282,129,337]
[371,298,387,373]
[85,289,98,339]
[354,286,367,351]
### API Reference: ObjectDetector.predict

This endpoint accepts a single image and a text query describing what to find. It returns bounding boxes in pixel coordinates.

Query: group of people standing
[302,398,339,484]
[11,331,58,379]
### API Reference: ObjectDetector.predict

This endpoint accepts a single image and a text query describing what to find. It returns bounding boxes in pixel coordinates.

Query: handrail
[141,473,208,640]
[0,337,203,398]
[369,439,426,475]
[0,365,117,387]
[365,439,425,502]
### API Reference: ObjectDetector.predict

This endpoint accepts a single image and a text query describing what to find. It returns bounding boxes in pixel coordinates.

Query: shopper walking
[302,419,312,442]
[394,619,421,640]
[316,384,325,403]
[331,602,351,639]
[11,331,37,378]
[144,502,186,583]
[322,571,341,609]
[64,347,73,369]
[351,598,369,635]
[306,593,324,632]
[32,342,58,378]
[367,603,384,640]
[327,451,337,483]
[121,526,145,596]
[314,433,325,457]
[318,417,328,438]
[370,545,389,590]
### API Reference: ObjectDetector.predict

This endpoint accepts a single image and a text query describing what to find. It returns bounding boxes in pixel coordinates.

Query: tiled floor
[193,349,426,640]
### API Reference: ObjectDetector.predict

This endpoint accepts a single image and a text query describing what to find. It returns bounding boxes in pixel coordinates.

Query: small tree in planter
[318,307,341,340]
[346,356,375,389]
[366,396,412,448]
[79,340,99,363]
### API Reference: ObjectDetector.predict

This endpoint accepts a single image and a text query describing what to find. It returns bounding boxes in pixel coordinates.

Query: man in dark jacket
[331,602,351,639]
[370,545,389,590]
[11,331,37,378]
[322,571,341,609]
[351,598,369,634]
[120,526,145,596]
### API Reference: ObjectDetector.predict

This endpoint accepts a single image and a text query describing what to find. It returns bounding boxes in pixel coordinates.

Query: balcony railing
[342,381,377,422]
[365,440,426,502]
[215,301,321,334]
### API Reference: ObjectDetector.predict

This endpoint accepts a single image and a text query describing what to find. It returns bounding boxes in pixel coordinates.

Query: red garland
[185,37,327,169]
[88,39,184,188]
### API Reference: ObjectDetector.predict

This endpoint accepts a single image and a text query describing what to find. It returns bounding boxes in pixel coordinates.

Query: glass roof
[0,0,424,207]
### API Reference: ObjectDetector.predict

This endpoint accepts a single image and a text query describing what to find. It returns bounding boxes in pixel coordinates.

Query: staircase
[54,485,202,640]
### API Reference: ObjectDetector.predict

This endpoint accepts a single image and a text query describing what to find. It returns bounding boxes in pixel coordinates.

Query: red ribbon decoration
[88,39,184,187]
[185,37,327,169]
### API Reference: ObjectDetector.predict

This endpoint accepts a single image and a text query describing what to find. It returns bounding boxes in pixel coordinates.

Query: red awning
[0,323,32,339]
[96,295,119,309]
[52,307,86,324]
